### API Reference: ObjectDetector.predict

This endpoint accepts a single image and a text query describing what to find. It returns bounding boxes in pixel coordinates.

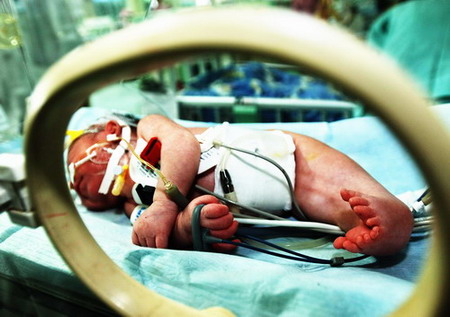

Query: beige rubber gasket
[25,6,450,316]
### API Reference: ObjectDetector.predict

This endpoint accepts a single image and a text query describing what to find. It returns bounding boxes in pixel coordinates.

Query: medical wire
[198,182,433,235]
[192,208,332,264]
[115,132,428,261]
[195,184,285,220]
[413,216,434,233]
[116,134,430,233]
[417,188,432,205]
[222,239,331,264]
[205,233,369,266]
[113,136,168,185]
[237,218,344,235]
[243,234,332,251]
[410,187,433,232]
[195,184,349,252]
[238,234,370,264]
[113,136,188,208]
[417,188,429,200]
[211,141,434,233]
[212,140,307,220]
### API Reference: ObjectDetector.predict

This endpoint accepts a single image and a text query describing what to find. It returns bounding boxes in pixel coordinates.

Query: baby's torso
[195,123,296,212]
[128,124,296,213]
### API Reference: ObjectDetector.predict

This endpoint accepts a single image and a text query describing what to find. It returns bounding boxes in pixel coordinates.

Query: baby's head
[67,121,126,211]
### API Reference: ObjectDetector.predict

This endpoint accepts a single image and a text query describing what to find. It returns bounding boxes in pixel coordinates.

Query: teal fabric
[368,0,450,101]
[0,210,413,317]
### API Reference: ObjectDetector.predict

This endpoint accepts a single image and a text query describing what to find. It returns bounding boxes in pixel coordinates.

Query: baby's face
[68,136,123,211]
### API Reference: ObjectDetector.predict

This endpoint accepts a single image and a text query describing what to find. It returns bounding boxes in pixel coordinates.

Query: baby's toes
[202,212,234,230]
[348,196,369,208]
[334,236,364,253]
[188,195,220,209]
[342,239,363,253]
[365,216,381,227]
[340,189,360,201]
[209,220,239,239]
[353,205,377,223]
[333,236,346,249]
[370,226,380,239]
[201,203,229,219]
[211,238,240,252]
[355,233,372,248]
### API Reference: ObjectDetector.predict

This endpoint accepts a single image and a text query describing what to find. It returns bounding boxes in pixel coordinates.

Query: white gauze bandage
[213,124,296,212]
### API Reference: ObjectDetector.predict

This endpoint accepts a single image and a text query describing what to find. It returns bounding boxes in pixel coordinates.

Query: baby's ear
[105,120,122,136]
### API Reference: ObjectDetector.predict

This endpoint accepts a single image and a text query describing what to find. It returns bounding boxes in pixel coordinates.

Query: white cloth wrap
[197,123,296,211]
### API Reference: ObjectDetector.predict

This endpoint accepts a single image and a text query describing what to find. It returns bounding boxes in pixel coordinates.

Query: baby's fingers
[155,235,169,249]
[132,229,159,248]
[201,203,229,219]
[201,212,234,230]
[209,220,239,240]
[212,239,240,252]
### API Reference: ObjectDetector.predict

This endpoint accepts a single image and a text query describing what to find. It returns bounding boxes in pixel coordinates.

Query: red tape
[140,137,161,166]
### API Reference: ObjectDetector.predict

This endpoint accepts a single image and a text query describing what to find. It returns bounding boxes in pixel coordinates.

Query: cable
[221,239,331,264]
[193,204,369,266]
[206,234,369,266]
[236,218,344,235]
[213,141,307,221]
[240,234,330,263]
[240,234,369,264]
[417,188,432,206]
[111,136,188,209]
[195,184,285,220]
[417,188,430,202]
[113,136,179,192]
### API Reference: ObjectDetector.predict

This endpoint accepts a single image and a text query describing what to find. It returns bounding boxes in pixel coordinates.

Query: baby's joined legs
[169,131,413,256]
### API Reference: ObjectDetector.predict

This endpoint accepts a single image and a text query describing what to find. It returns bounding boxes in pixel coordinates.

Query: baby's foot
[172,195,238,251]
[333,189,413,256]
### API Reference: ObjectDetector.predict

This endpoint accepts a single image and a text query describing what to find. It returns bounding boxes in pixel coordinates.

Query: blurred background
[3,0,448,142]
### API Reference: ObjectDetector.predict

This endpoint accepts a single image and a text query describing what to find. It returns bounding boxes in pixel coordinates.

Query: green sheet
[368,0,450,101]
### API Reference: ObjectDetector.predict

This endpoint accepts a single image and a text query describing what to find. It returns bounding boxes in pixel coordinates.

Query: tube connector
[165,182,189,210]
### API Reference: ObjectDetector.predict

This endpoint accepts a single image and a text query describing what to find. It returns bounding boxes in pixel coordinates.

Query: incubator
[0,154,39,230]
[1,2,450,316]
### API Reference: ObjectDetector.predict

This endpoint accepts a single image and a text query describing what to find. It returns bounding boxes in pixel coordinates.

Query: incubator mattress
[1,105,448,316]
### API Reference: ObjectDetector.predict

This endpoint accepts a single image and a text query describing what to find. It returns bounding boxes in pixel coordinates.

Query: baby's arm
[131,114,201,248]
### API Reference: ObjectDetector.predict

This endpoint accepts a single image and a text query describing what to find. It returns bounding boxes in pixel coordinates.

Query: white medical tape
[196,125,225,174]
[98,120,131,195]
[131,183,143,205]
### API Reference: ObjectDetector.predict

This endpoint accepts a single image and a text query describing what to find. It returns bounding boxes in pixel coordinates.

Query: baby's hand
[131,200,178,248]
